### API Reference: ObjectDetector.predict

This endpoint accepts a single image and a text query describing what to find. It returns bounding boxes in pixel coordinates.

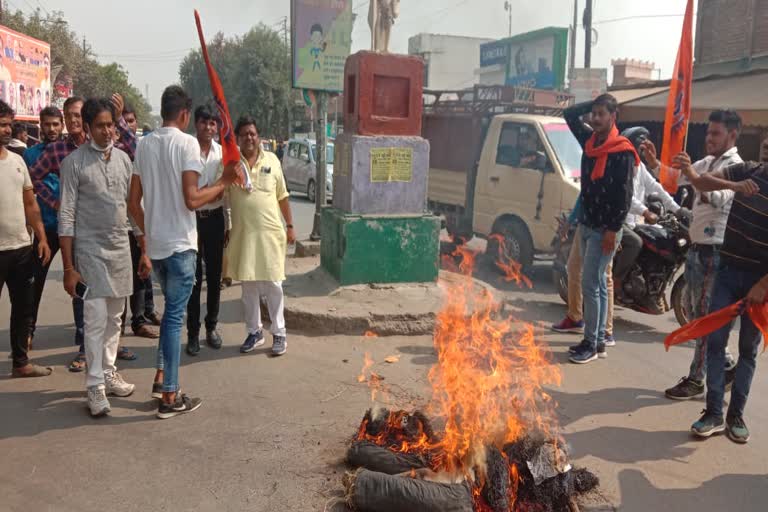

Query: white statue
[368,0,400,53]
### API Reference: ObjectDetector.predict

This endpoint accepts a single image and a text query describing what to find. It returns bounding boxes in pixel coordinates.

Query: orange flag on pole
[659,0,695,195]
[194,10,249,190]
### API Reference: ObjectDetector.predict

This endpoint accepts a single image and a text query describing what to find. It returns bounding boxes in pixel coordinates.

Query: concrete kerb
[281,256,542,337]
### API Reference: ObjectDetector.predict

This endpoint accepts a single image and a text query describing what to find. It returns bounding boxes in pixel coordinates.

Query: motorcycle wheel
[671,275,690,327]
[552,268,569,304]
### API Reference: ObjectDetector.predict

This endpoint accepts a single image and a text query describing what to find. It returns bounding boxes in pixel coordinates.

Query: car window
[298,144,310,161]
[288,143,299,158]
[495,122,549,171]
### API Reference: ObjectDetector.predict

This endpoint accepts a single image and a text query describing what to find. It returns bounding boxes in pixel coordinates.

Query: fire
[357,244,562,510]
[363,330,379,338]
[488,234,533,289]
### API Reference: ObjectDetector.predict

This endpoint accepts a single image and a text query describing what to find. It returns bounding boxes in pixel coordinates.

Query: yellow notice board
[370,148,413,183]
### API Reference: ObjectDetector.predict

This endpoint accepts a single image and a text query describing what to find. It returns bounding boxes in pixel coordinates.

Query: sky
[9,0,693,112]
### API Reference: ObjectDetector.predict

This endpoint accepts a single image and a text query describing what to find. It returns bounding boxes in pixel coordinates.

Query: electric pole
[569,0,578,80]
[310,92,328,241]
[283,16,293,139]
[504,1,512,37]
[583,0,593,68]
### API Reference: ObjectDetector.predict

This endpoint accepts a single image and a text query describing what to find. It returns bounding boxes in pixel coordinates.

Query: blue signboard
[480,40,508,67]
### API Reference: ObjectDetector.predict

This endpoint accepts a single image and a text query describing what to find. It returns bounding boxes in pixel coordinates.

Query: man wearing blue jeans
[564,94,636,364]
[129,86,240,419]
[677,154,767,444]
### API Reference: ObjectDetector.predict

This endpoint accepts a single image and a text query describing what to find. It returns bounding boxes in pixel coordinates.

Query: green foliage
[3,8,152,123]
[179,24,298,140]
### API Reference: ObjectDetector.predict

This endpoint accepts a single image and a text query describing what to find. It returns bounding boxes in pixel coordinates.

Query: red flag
[194,10,247,188]
[665,300,768,352]
[659,0,694,195]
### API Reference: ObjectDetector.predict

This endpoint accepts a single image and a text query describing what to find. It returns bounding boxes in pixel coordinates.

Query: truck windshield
[544,124,582,179]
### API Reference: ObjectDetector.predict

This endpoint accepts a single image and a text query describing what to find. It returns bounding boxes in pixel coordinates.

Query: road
[1,213,767,511]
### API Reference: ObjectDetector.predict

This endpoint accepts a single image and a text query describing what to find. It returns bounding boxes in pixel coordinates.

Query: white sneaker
[87,386,111,417]
[105,371,135,397]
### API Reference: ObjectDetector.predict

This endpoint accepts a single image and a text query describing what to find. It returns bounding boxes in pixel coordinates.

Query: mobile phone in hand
[75,281,89,300]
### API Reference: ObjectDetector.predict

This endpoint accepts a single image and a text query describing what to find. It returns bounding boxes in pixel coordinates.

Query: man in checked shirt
[29,93,137,372]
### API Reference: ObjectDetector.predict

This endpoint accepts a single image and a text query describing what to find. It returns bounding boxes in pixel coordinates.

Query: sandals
[68,353,87,373]
[12,364,53,378]
[117,346,138,361]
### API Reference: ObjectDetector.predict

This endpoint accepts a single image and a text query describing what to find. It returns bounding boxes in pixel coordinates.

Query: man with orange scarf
[674,154,766,443]
[564,94,637,364]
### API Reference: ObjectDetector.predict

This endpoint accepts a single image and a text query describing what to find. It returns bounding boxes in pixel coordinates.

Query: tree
[2,8,152,123]
[179,24,299,140]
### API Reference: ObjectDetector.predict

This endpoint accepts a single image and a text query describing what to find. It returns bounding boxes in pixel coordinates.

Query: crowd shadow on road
[0,389,154,440]
[616,469,768,511]
[566,426,696,463]
[548,386,676,427]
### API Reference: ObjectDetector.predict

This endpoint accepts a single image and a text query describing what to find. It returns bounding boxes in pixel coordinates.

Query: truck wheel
[552,267,569,304]
[671,275,690,327]
[487,220,534,273]
[307,180,316,203]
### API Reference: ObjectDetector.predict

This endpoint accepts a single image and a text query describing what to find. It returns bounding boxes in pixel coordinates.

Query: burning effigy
[341,246,599,511]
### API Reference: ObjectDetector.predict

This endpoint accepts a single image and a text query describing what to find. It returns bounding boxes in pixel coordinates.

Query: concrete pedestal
[333,133,430,215]
[320,208,440,285]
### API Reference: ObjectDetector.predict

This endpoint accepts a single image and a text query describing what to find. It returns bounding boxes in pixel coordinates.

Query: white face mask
[90,138,113,153]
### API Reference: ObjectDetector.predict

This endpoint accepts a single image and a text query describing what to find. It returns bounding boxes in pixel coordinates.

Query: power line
[593,13,684,25]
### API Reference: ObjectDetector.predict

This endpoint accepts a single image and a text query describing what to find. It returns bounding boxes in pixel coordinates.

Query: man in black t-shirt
[676,153,767,444]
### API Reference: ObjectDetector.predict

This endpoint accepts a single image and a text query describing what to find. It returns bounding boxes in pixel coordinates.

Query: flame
[357,244,562,510]
[363,330,379,338]
[488,234,533,289]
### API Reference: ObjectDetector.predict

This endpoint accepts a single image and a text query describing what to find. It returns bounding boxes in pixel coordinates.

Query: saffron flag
[664,300,768,352]
[659,0,695,195]
[194,10,250,190]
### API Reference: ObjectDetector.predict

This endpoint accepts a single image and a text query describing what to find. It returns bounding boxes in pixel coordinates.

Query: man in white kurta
[226,116,295,356]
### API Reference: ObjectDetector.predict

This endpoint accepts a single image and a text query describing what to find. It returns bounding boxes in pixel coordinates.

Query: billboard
[291,0,353,92]
[479,27,568,91]
[0,25,51,121]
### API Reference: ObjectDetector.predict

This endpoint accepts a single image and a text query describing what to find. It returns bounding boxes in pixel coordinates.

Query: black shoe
[206,329,223,350]
[568,340,590,354]
[691,409,725,438]
[186,336,200,356]
[151,382,163,400]
[726,414,750,444]
[597,342,607,359]
[665,377,705,401]
[156,394,202,420]
[569,345,598,364]
[725,366,736,392]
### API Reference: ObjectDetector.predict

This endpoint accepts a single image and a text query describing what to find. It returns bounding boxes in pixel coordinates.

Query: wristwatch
[286,224,294,229]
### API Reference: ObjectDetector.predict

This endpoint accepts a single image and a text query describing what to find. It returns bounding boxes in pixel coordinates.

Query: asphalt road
[1,215,767,511]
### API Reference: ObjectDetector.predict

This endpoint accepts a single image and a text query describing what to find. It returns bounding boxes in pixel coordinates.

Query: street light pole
[504,1,512,37]
[569,0,578,80]
[584,0,593,68]
[310,91,328,241]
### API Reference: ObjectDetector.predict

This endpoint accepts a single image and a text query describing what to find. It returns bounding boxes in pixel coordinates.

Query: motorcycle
[551,196,692,327]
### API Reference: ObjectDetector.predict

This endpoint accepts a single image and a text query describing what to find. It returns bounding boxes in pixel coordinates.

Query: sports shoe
[569,345,598,364]
[597,342,607,359]
[691,410,725,438]
[568,340,590,354]
[87,386,111,417]
[272,335,287,356]
[665,377,704,401]
[151,382,163,400]
[604,334,616,347]
[186,335,200,356]
[105,371,135,397]
[726,414,750,444]
[157,394,203,420]
[206,329,223,350]
[551,316,585,334]
[240,331,265,353]
[725,366,736,392]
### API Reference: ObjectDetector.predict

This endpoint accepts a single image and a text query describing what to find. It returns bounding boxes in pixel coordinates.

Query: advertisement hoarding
[479,27,568,91]
[291,0,353,92]
[0,25,51,121]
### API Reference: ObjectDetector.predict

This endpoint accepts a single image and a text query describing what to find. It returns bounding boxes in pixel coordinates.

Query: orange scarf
[665,300,768,352]
[585,125,640,181]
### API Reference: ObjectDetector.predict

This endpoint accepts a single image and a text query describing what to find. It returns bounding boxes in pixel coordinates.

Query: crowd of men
[0,85,295,419]
[556,94,767,444]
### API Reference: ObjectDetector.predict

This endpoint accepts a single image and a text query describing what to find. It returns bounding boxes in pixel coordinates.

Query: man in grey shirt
[59,98,150,417]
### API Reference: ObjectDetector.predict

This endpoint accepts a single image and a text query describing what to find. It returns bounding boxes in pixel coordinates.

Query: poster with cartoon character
[291,0,353,92]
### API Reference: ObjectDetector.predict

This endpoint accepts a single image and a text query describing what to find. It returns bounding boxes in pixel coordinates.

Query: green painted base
[320,208,440,285]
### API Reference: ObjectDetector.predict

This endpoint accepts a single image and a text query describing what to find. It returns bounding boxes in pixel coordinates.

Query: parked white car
[282,138,334,203]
